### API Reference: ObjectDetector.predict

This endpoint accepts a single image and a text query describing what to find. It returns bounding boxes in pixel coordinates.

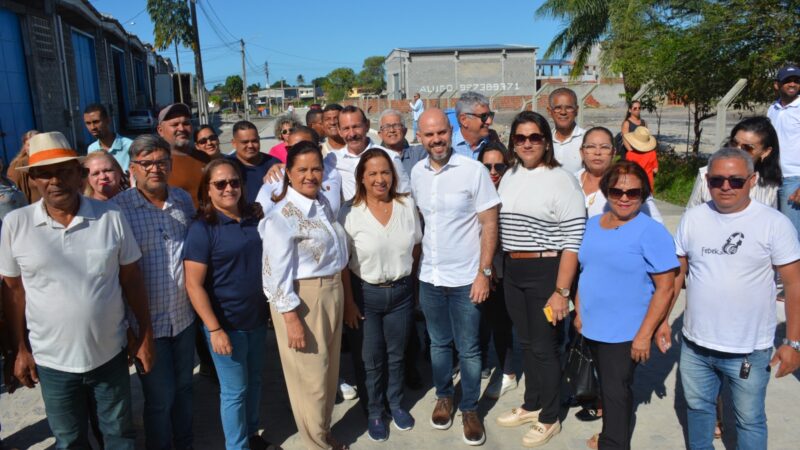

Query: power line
[246,42,359,66]
[203,0,238,43]
[196,1,238,52]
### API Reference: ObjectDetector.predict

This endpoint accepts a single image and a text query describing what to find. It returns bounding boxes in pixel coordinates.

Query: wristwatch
[783,338,800,352]
[555,287,570,298]
[481,267,493,278]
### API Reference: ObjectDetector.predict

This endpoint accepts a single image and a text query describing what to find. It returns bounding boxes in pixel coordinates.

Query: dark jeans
[138,322,195,450]
[354,276,413,419]
[503,255,563,424]
[37,351,135,449]
[480,279,514,374]
[419,281,483,412]
[343,274,368,413]
[587,338,637,450]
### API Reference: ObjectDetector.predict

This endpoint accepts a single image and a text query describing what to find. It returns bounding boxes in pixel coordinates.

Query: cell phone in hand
[133,357,145,375]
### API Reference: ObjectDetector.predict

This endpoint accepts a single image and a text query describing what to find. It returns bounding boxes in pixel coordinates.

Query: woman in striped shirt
[494,111,586,448]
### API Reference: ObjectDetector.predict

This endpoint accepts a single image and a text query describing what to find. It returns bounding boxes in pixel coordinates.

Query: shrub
[654,149,707,205]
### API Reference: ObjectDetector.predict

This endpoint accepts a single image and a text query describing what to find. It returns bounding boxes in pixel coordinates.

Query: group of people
[0,70,798,450]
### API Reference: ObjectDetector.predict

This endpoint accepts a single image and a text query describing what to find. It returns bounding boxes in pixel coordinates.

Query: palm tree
[535,0,610,78]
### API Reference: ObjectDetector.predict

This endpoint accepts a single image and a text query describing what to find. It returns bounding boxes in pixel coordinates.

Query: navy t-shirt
[183,212,267,331]
[225,153,279,204]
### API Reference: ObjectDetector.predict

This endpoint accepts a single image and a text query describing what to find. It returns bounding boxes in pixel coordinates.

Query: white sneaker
[485,374,518,400]
[339,379,357,400]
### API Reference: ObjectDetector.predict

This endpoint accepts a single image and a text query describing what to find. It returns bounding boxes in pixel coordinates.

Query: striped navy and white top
[498,165,587,253]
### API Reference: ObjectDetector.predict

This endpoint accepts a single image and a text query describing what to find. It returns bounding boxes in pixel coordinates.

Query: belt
[368,276,410,288]
[507,251,561,259]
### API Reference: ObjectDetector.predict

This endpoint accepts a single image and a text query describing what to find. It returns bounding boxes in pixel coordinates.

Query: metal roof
[392,44,537,54]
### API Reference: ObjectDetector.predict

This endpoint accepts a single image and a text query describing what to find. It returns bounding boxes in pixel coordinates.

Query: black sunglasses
[512,133,546,146]
[280,128,295,135]
[483,163,508,174]
[707,175,750,189]
[607,187,643,200]
[465,111,495,123]
[210,178,242,190]
[197,135,219,145]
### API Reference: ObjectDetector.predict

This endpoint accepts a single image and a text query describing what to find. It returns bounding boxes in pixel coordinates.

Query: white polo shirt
[676,200,800,353]
[553,125,586,174]
[411,152,501,287]
[326,139,410,201]
[768,96,800,177]
[0,197,142,372]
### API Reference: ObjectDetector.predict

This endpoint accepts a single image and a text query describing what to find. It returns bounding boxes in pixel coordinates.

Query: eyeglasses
[551,105,577,113]
[607,187,643,200]
[707,175,751,189]
[380,123,404,131]
[465,111,495,123]
[483,163,508,174]
[210,178,241,190]
[581,144,614,154]
[512,133,546,146]
[131,158,171,171]
[280,128,295,135]
[196,135,218,145]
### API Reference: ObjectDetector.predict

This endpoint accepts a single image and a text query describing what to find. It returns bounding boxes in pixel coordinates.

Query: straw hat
[16,131,84,172]
[623,126,657,152]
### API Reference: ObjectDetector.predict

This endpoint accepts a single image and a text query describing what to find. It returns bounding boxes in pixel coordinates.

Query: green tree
[311,76,328,88]
[223,75,243,111]
[270,79,289,88]
[323,68,357,102]
[147,0,193,51]
[296,74,305,86]
[247,83,261,93]
[357,56,386,94]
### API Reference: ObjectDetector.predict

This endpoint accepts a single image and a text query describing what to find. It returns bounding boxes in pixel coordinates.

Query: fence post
[714,78,748,148]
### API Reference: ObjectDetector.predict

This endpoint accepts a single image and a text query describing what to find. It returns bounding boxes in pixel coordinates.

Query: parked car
[127,109,155,131]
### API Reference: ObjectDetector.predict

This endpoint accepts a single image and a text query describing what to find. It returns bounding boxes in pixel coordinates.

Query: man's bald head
[417,108,452,162]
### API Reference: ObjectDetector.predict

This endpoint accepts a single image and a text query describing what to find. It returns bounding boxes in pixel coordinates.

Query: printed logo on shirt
[702,232,745,255]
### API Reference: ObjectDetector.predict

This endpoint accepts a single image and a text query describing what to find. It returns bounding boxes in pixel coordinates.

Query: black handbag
[564,335,599,399]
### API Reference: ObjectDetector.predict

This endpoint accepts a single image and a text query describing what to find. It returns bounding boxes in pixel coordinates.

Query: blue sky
[90,0,563,88]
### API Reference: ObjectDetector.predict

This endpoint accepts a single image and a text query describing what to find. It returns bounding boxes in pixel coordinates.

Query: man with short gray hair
[547,87,585,173]
[113,134,197,450]
[454,91,495,159]
[658,147,800,450]
[378,109,426,175]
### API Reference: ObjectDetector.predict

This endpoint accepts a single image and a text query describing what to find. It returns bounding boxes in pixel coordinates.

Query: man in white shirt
[411,108,500,446]
[325,105,410,200]
[408,93,424,142]
[768,64,800,233]
[548,88,585,173]
[0,132,154,449]
[657,148,800,450]
[321,104,347,156]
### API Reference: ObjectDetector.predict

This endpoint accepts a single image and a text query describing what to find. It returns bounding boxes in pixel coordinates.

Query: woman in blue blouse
[183,158,270,450]
[575,160,678,450]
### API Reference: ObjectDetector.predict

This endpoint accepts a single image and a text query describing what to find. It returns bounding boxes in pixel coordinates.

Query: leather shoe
[462,411,486,446]
[496,407,540,427]
[430,397,453,430]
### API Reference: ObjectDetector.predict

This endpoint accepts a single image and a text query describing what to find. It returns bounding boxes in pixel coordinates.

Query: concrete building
[0,0,167,161]
[385,44,537,101]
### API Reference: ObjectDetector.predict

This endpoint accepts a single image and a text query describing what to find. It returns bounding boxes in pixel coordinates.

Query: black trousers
[586,338,637,450]
[503,255,562,424]
[479,280,514,374]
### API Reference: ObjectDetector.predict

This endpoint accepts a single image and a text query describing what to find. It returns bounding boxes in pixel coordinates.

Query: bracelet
[208,327,222,333]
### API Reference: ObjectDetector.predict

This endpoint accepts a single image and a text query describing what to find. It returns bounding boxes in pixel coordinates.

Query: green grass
[654,150,707,206]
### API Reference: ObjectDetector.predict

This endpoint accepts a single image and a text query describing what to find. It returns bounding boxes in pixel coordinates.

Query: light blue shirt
[452,128,487,160]
[88,134,133,171]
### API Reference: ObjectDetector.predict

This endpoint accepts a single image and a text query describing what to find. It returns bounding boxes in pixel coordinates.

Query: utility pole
[264,61,269,88]
[264,61,270,114]
[189,0,208,124]
[241,39,249,121]
[174,40,184,104]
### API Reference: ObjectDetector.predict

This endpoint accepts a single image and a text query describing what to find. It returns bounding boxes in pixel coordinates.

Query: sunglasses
[465,111,495,123]
[607,187,643,200]
[196,135,219,145]
[733,142,757,153]
[512,133,546,146]
[280,128,295,135]
[210,178,242,190]
[483,163,508,174]
[707,175,750,189]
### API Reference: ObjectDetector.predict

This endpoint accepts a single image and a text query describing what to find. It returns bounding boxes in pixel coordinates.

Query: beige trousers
[271,274,343,450]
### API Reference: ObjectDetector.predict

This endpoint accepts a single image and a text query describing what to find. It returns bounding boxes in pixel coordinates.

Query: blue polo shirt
[88,134,133,171]
[183,212,267,331]
[225,153,279,204]
[452,128,487,160]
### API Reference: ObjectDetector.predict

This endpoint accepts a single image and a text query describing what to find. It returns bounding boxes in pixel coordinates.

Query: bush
[654,150,707,205]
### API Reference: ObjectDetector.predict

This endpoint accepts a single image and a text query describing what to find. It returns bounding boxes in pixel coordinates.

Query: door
[111,48,129,130]
[71,30,100,145]
[0,8,35,165]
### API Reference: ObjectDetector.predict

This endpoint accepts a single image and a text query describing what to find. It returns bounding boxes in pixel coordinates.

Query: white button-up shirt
[0,197,142,372]
[326,139,410,201]
[768,96,800,177]
[261,187,348,313]
[411,153,501,287]
[255,159,343,223]
[553,125,586,174]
